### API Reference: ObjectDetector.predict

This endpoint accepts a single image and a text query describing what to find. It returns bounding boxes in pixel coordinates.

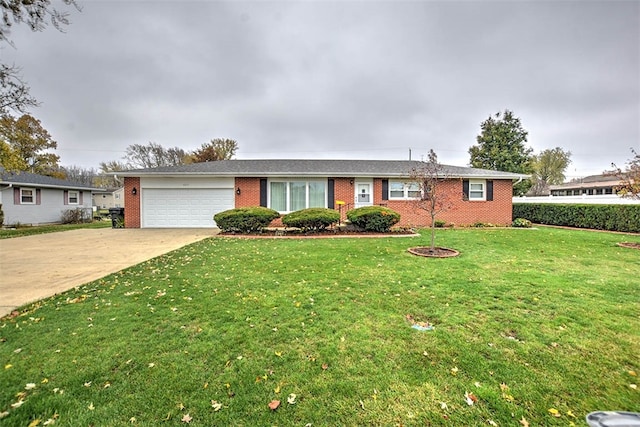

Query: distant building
[514,173,638,205]
[92,188,124,210]
[549,174,621,196]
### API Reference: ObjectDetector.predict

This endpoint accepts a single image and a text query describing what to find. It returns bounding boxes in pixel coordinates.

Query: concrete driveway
[0,228,216,318]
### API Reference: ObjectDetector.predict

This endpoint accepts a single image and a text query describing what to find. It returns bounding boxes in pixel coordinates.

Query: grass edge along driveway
[0,227,638,426]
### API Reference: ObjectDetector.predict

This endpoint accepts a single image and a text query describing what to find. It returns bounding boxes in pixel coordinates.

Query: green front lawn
[1,227,638,426]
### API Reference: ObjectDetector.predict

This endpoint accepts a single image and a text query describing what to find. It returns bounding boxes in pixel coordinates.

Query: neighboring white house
[0,170,100,226]
[92,187,124,210]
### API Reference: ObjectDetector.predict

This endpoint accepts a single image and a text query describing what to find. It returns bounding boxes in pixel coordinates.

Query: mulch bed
[219,230,419,239]
[407,246,460,258]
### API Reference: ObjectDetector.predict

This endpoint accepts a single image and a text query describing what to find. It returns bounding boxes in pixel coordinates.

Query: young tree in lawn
[469,110,534,196]
[410,149,453,252]
[190,138,238,162]
[612,149,640,199]
[529,147,572,196]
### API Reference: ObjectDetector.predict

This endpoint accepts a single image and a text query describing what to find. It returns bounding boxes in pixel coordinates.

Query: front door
[354,180,373,208]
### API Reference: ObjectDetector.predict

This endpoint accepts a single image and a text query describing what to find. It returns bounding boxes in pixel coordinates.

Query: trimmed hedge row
[214,205,403,233]
[513,203,640,233]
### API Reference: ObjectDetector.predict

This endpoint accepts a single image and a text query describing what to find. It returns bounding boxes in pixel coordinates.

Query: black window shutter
[486,180,493,201]
[13,187,20,204]
[382,179,389,201]
[36,189,41,205]
[462,180,469,201]
[259,179,267,207]
[327,179,335,209]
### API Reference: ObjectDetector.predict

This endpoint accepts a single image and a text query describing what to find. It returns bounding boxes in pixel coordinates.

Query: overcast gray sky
[1,0,638,178]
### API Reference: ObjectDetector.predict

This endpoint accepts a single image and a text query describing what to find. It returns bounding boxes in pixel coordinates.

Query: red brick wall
[124,177,141,228]
[333,177,354,222]
[382,179,514,227]
[124,176,513,228]
[235,177,262,207]
[232,177,513,227]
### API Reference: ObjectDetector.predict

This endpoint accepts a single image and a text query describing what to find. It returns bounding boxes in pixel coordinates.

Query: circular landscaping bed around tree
[407,246,460,258]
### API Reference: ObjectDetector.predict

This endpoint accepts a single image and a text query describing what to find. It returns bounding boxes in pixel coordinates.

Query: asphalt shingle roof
[0,169,98,190]
[115,159,528,180]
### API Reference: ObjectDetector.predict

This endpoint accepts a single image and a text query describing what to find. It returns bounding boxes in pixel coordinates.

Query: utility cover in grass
[406,314,434,331]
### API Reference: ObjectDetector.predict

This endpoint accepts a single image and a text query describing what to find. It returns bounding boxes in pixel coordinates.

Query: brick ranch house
[114,159,528,228]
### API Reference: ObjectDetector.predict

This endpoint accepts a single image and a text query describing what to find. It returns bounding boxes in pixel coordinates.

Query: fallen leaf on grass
[629,370,637,377]
[440,402,448,410]
[28,419,41,427]
[211,400,222,411]
[181,413,192,423]
[11,400,24,408]
[287,393,297,404]
[0,411,9,419]
[630,384,637,390]
[464,391,478,406]
[548,408,561,417]
[450,367,459,376]
[359,400,365,410]
[25,383,36,390]
[43,419,56,425]
[487,420,498,426]
[519,416,529,427]
[268,400,280,410]
[88,403,95,411]
[322,363,329,370]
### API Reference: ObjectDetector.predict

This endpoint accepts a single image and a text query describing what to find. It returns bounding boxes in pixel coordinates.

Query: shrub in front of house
[61,208,92,224]
[512,217,532,228]
[214,207,280,233]
[282,208,340,232]
[346,206,401,232]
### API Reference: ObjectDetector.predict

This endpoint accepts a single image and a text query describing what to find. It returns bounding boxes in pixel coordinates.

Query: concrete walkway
[0,228,216,318]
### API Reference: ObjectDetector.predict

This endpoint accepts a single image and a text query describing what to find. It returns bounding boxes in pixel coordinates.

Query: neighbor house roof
[549,173,622,191]
[0,169,100,191]
[114,159,529,180]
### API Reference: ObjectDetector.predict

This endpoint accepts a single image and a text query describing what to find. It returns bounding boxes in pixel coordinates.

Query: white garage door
[142,188,234,228]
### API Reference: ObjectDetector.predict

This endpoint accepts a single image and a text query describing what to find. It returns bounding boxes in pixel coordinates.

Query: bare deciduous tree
[409,149,453,251]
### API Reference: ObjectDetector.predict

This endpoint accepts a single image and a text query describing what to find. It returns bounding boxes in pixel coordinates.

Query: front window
[468,180,485,200]
[68,191,79,204]
[389,180,421,199]
[269,180,326,212]
[20,188,35,204]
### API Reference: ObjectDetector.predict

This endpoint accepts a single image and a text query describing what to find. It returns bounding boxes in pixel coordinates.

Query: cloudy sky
[1,0,638,178]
